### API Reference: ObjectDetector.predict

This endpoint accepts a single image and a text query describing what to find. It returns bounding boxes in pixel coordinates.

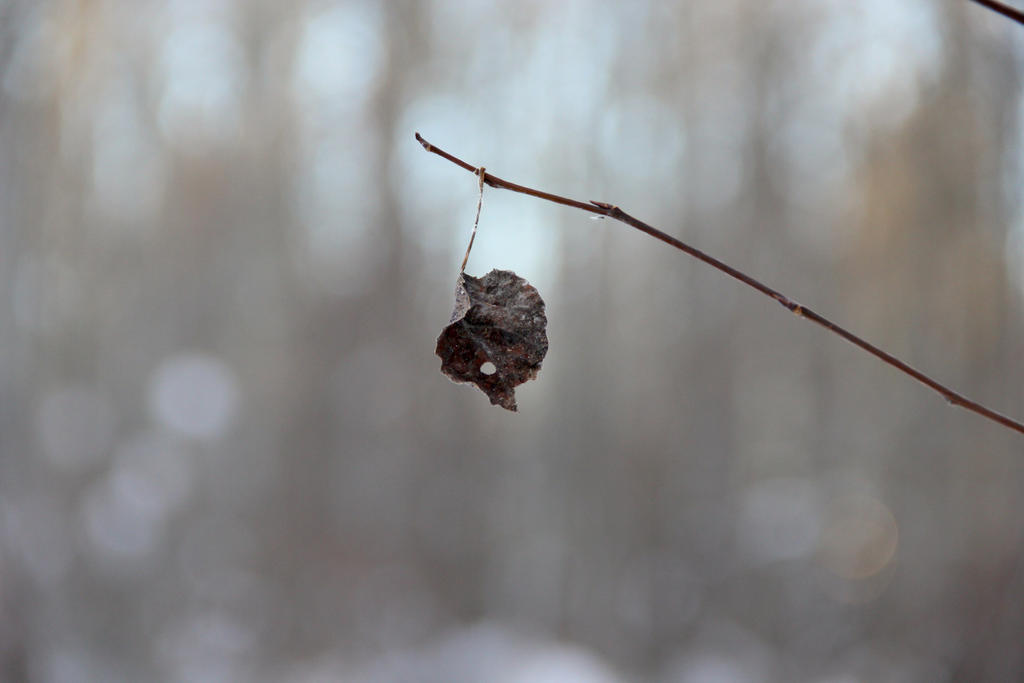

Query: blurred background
[2,0,1024,681]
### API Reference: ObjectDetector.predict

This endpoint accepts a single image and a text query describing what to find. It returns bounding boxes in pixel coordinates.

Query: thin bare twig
[967,0,1024,25]
[415,132,1024,437]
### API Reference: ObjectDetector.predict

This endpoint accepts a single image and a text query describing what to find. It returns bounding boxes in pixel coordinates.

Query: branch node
[590,200,613,210]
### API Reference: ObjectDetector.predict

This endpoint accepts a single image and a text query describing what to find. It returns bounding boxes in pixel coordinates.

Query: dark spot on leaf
[436,269,548,411]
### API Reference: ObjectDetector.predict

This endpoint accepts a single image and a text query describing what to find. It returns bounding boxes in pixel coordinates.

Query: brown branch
[968,0,1024,25]
[415,132,1024,437]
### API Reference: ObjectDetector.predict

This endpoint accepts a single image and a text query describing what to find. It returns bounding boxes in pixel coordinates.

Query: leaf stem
[415,132,1024,437]
[460,167,486,273]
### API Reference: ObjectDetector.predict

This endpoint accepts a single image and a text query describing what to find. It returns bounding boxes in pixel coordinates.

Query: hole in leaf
[436,269,548,411]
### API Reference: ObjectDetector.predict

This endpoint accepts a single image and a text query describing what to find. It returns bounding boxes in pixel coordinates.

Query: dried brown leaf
[436,269,548,411]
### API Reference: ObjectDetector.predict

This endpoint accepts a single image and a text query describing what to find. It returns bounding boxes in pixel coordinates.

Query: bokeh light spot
[148,353,239,439]
[292,1,386,121]
[817,494,899,581]
[158,20,246,145]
